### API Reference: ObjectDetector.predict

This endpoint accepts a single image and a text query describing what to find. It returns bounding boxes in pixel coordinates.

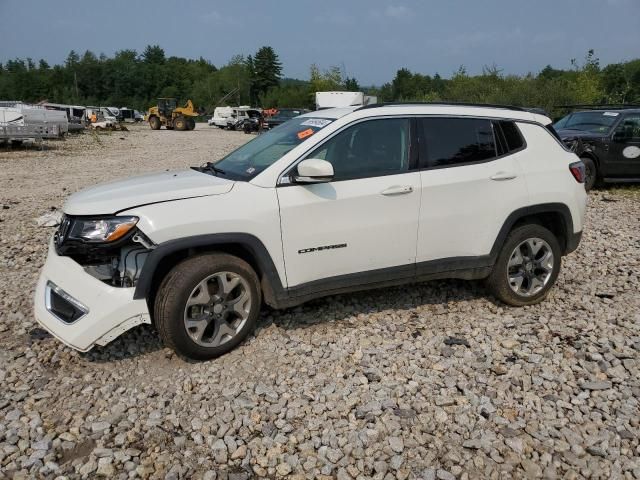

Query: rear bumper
[33,238,151,352]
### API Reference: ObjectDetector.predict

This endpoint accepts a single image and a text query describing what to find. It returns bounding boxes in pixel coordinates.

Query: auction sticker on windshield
[297,128,314,140]
[603,112,620,117]
[300,118,332,128]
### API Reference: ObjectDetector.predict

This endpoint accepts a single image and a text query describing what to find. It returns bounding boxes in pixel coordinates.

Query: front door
[277,118,421,290]
[607,114,640,178]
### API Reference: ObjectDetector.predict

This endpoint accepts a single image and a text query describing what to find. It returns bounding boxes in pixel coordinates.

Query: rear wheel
[154,253,261,360]
[187,118,195,130]
[174,116,187,131]
[149,116,161,130]
[486,224,561,306]
[581,156,597,191]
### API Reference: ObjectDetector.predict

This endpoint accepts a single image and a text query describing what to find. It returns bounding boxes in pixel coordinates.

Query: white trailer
[315,91,377,110]
[208,106,235,128]
[0,105,68,141]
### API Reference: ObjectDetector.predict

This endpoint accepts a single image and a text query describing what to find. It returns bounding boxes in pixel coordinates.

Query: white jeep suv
[34,104,587,360]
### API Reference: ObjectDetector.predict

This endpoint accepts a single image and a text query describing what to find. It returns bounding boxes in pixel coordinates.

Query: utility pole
[74,71,79,101]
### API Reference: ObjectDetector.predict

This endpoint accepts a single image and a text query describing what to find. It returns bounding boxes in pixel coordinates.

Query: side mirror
[292,159,334,184]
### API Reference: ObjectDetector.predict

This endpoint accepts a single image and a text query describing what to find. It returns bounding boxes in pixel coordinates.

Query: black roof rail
[356,101,547,115]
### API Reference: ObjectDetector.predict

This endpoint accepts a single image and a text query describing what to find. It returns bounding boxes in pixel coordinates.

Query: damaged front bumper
[34,237,151,352]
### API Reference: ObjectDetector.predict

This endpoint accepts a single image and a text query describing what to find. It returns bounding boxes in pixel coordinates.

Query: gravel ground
[0,125,639,480]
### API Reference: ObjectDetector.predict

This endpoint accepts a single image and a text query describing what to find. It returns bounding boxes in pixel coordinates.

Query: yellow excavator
[147,98,198,131]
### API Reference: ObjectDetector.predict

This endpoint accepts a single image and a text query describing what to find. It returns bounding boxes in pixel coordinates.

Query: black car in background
[264,108,309,129]
[554,106,640,190]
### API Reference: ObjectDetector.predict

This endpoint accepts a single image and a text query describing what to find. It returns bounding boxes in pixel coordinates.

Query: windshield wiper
[203,162,226,177]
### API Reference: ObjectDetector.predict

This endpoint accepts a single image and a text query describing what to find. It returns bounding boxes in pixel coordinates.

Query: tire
[149,116,161,130]
[174,116,187,131]
[486,224,562,306]
[580,156,597,191]
[187,118,195,130]
[154,253,262,360]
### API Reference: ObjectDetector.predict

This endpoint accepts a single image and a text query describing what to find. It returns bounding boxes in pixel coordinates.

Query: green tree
[309,64,344,92]
[142,45,166,64]
[252,46,282,100]
[344,77,360,91]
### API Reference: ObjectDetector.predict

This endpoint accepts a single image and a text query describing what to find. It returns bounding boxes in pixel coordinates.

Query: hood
[64,169,234,215]
[556,129,601,141]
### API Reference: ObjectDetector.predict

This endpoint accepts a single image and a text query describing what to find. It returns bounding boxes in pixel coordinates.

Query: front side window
[304,118,411,181]
[209,117,334,180]
[421,118,496,168]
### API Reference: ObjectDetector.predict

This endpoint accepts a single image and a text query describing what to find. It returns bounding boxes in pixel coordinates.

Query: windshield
[554,111,619,133]
[205,117,334,180]
[276,109,302,119]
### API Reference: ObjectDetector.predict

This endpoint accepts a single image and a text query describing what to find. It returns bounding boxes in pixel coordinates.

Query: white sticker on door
[622,146,640,159]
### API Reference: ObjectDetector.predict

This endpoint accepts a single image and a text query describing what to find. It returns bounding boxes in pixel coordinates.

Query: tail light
[569,161,586,183]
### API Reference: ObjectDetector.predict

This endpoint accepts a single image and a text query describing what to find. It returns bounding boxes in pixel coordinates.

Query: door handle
[381,185,413,196]
[490,172,517,181]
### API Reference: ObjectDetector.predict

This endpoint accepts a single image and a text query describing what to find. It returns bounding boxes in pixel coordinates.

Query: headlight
[68,216,138,243]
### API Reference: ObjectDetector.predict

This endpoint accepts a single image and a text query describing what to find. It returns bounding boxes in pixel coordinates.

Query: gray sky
[1,0,639,85]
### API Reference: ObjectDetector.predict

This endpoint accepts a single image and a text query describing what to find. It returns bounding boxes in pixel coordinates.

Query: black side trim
[283,256,493,308]
[287,263,415,299]
[415,256,493,278]
[602,177,640,183]
[132,233,286,303]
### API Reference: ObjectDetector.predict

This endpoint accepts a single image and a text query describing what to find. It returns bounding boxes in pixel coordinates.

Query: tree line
[1,45,638,117]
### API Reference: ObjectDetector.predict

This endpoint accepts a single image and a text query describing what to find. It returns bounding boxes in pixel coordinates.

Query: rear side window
[545,123,563,142]
[499,121,525,151]
[421,117,496,167]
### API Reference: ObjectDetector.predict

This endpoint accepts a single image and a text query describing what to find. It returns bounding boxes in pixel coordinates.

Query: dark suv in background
[264,108,309,129]
[554,106,640,190]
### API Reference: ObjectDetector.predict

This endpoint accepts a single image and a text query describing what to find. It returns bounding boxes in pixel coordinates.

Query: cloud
[368,4,412,22]
[384,5,411,19]
[312,12,354,26]
[199,10,238,26]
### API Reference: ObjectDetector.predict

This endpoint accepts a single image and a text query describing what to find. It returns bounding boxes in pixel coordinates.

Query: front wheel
[149,116,161,130]
[154,253,261,360]
[580,156,597,191]
[486,224,561,306]
[187,118,195,130]
[174,116,187,131]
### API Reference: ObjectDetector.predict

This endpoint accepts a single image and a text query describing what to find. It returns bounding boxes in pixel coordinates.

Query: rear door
[607,114,640,177]
[416,117,530,269]
[277,117,421,290]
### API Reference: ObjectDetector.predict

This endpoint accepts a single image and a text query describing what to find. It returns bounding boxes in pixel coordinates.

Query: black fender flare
[133,233,286,304]
[489,203,578,258]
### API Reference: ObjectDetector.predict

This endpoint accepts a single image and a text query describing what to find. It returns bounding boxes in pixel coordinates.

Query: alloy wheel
[183,272,251,347]
[507,237,554,297]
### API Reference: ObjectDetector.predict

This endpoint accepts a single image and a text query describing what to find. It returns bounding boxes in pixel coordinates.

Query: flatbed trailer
[0,123,63,143]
